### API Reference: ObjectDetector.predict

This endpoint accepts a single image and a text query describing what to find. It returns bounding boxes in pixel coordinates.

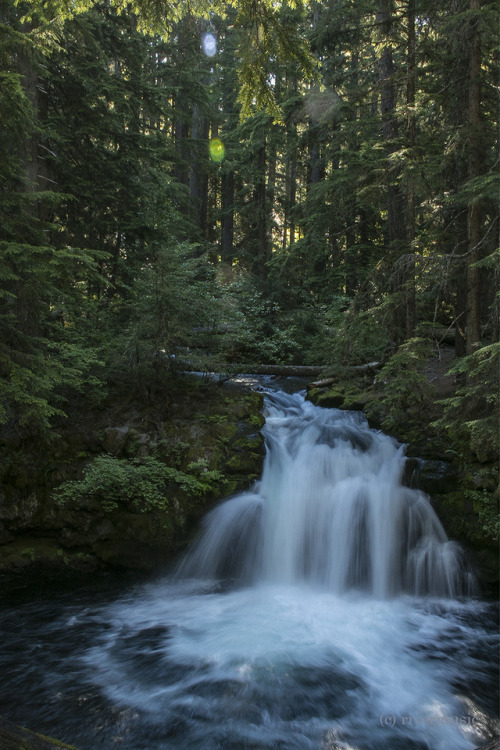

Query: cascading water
[177,390,475,599]
[0,384,497,750]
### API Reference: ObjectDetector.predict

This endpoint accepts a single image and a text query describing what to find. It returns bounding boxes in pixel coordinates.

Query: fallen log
[308,377,336,389]
[238,365,324,377]
[238,362,380,379]
[308,362,381,390]
[350,360,381,372]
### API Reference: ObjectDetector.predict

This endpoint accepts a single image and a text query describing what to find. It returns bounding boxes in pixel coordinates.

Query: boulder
[403,458,460,495]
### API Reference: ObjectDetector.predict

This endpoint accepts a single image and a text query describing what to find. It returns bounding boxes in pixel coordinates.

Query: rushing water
[0,386,498,750]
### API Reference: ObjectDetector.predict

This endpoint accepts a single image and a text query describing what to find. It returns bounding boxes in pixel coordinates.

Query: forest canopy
[0,0,498,456]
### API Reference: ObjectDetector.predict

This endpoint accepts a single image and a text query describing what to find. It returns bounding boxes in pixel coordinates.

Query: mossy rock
[213,422,238,442]
[403,458,460,495]
[308,384,380,416]
[430,492,478,542]
[222,393,264,420]
[92,538,165,570]
[314,390,346,409]
[0,537,100,573]
[225,451,262,477]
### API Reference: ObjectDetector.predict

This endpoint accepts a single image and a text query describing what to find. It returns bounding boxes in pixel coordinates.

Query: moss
[309,384,384,426]
[222,392,264,420]
[225,452,262,476]
[214,422,238,443]
[222,480,240,496]
[317,390,346,409]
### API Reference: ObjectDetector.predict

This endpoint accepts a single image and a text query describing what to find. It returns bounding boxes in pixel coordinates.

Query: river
[0,383,498,749]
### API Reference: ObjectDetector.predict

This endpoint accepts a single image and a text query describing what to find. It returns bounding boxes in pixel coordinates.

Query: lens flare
[202,32,217,57]
[209,138,225,163]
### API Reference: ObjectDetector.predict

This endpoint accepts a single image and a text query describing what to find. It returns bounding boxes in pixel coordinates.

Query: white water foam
[177,391,476,598]
[81,581,494,749]
[76,390,493,749]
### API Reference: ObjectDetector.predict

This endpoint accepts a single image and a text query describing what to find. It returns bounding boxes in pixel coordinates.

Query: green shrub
[54,454,214,513]
[433,342,499,462]
[377,337,435,430]
[466,488,500,542]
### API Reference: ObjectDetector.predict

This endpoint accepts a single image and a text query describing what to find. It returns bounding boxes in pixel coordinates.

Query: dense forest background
[1,0,498,534]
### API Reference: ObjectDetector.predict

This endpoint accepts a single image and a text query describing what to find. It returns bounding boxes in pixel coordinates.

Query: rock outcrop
[0,378,265,577]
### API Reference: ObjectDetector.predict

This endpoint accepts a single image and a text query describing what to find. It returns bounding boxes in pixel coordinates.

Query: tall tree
[465,0,482,355]
[377,0,406,343]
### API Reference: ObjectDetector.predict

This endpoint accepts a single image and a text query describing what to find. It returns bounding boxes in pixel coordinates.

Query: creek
[0,383,498,749]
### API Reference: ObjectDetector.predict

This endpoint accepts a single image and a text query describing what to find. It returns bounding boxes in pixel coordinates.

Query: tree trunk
[221,168,235,263]
[378,0,406,343]
[253,139,269,280]
[174,109,190,190]
[405,0,416,337]
[283,79,298,250]
[189,102,209,240]
[454,211,468,357]
[466,0,482,354]
[267,125,277,253]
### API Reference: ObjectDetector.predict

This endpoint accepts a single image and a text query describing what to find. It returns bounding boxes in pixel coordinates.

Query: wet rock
[0,492,40,525]
[93,538,164,570]
[403,458,460,495]
[474,741,500,750]
[0,521,14,546]
[308,388,345,409]
[93,518,117,540]
[102,426,130,455]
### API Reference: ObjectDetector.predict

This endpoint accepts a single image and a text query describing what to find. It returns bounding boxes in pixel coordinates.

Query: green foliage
[186,459,225,494]
[218,275,309,364]
[110,242,223,382]
[235,1,316,120]
[0,240,108,432]
[54,454,218,514]
[325,305,390,370]
[377,338,436,431]
[466,488,499,542]
[434,342,500,462]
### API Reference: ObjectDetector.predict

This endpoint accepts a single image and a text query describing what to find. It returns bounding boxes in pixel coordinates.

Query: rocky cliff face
[0,379,265,577]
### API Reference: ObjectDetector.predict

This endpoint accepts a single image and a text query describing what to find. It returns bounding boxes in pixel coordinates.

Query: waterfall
[3,387,493,750]
[178,390,475,598]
